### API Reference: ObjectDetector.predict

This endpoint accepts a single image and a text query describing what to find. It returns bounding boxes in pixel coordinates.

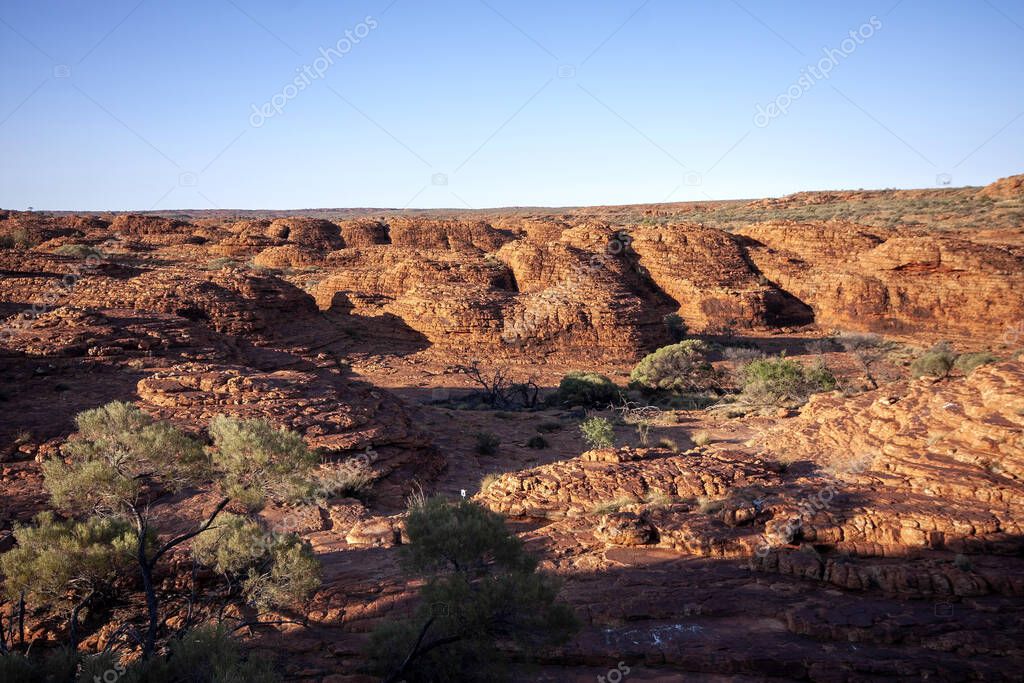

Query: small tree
[630,340,719,393]
[580,416,615,449]
[838,333,891,389]
[40,402,319,657]
[367,498,577,682]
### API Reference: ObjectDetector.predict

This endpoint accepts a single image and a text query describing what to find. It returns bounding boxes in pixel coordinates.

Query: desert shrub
[124,624,279,683]
[910,343,955,379]
[837,332,894,389]
[325,467,375,499]
[739,354,837,406]
[643,491,677,507]
[526,435,548,449]
[53,243,102,259]
[0,627,278,682]
[590,496,638,515]
[367,498,576,682]
[691,430,712,447]
[479,472,502,491]
[723,346,765,364]
[0,227,34,249]
[205,257,238,270]
[630,340,719,393]
[656,437,680,451]
[953,351,999,374]
[553,372,619,407]
[663,313,687,341]
[579,416,614,449]
[474,431,500,455]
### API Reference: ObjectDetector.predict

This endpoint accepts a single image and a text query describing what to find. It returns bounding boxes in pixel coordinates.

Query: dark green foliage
[0,512,135,643]
[473,431,500,456]
[366,498,577,682]
[31,402,321,660]
[0,626,279,682]
[739,354,837,406]
[953,351,999,374]
[53,244,102,259]
[663,313,687,341]
[630,340,719,393]
[208,415,319,509]
[122,624,279,682]
[0,227,35,250]
[910,343,956,378]
[579,416,615,449]
[526,435,548,449]
[553,372,619,407]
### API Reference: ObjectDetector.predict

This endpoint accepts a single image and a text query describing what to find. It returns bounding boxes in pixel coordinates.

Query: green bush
[53,243,102,259]
[526,435,548,449]
[910,344,955,378]
[953,351,998,374]
[0,627,279,682]
[474,431,500,455]
[366,498,577,682]
[0,227,34,249]
[739,354,837,406]
[579,416,614,449]
[630,340,719,393]
[553,372,619,407]
[663,313,687,341]
[125,625,280,682]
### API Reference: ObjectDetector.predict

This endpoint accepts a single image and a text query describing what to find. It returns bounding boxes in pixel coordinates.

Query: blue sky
[1,0,1022,210]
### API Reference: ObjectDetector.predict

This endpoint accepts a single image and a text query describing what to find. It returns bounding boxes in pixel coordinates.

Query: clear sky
[1,0,1022,210]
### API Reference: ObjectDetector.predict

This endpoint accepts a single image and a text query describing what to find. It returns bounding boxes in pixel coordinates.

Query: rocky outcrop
[629,224,814,331]
[978,173,1024,200]
[737,221,1024,341]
